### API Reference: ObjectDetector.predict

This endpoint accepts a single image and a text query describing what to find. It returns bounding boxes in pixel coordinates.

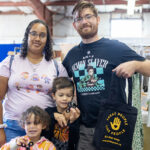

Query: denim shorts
[3,119,26,142]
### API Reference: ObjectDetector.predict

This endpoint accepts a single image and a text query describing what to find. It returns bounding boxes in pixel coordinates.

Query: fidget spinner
[66,101,77,113]
[21,142,34,150]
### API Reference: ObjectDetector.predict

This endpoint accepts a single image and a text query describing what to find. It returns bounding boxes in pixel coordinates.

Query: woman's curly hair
[20,19,53,61]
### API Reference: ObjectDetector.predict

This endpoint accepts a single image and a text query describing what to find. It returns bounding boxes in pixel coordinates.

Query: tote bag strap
[9,55,14,73]
[53,59,59,77]
[128,77,132,106]
[109,72,132,106]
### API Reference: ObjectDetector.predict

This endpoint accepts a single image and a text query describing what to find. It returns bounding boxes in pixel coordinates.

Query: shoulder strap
[53,59,59,76]
[9,55,14,72]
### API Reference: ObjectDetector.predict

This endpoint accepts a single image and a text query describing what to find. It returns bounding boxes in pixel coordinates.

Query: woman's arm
[0,76,9,147]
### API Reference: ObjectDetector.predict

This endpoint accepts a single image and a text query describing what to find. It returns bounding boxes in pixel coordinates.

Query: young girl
[42,77,80,150]
[0,106,56,150]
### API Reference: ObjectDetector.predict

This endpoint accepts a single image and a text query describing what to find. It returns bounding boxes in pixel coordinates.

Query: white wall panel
[0,15,37,44]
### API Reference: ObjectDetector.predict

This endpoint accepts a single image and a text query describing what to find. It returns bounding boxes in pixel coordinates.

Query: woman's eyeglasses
[29,31,47,39]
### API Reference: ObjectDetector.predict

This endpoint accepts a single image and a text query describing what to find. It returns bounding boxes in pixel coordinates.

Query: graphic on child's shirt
[21,72,29,80]
[15,72,49,94]
[15,82,21,90]
[31,73,40,81]
[41,75,51,84]
[36,84,43,93]
[53,123,69,142]
[26,84,34,93]
[72,55,108,93]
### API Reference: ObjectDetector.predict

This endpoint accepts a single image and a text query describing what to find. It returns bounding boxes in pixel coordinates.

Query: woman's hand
[0,129,6,147]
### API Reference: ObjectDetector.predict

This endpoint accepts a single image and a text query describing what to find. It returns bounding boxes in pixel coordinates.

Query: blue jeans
[4,119,26,142]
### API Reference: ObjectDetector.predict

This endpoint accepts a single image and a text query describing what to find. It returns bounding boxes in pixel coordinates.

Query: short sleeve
[57,61,68,77]
[0,56,11,78]
[121,43,145,62]
[62,54,73,78]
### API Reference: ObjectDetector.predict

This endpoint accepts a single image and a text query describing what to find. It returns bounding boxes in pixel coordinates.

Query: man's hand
[54,113,67,128]
[0,129,6,147]
[112,61,137,78]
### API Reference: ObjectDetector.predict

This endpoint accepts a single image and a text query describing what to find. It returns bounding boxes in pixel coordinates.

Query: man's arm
[0,76,9,147]
[113,60,150,78]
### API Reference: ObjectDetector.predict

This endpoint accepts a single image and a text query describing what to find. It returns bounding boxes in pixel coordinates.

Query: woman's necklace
[27,57,43,72]
[30,62,41,72]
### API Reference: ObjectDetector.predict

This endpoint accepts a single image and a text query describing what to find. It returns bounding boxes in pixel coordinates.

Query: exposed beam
[0,10,25,15]
[142,8,150,12]
[45,0,150,6]
[26,0,53,35]
[136,0,150,5]
[103,8,150,13]
[0,1,28,6]
[45,0,126,6]
[0,0,149,7]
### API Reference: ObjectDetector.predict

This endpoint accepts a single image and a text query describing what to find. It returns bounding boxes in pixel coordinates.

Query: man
[62,1,150,150]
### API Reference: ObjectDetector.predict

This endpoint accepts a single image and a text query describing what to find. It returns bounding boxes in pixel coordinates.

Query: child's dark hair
[20,106,50,130]
[52,77,74,94]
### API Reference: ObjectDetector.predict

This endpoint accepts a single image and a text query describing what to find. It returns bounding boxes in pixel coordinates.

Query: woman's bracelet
[0,124,7,128]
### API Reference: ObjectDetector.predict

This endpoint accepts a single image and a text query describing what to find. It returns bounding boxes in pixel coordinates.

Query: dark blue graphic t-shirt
[63,38,145,127]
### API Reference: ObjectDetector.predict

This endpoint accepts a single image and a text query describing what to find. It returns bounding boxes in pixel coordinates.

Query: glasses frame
[29,31,47,39]
[74,14,96,23]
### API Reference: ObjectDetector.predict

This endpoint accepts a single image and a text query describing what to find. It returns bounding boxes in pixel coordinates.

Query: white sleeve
[0,56,11,78]
[9,138,18,150]
[57,61,68,77]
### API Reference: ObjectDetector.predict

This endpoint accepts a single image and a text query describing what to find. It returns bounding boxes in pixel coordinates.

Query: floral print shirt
[0,135,56,150]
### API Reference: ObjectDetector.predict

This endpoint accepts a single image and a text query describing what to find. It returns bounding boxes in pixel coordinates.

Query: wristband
[0,124,7,128]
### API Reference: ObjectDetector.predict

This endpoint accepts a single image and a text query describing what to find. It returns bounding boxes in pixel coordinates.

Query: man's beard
[78,26,98,39]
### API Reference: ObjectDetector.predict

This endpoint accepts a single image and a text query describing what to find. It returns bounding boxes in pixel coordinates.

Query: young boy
[0,106,56,150]
[43,77,80,150]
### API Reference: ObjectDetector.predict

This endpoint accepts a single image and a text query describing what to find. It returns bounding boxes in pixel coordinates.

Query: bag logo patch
[101,112,129,147]
[110,117,121,131]
[106,112,128,136]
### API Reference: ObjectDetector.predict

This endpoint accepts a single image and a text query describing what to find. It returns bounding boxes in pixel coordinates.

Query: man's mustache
[81,24,91,29]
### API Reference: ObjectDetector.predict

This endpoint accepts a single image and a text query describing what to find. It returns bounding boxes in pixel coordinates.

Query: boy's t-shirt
[43,107,79,150]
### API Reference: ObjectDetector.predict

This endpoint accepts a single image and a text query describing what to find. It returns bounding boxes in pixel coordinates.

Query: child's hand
[69,107,80,123]
[16,136,28,147]
[54,113,67,127]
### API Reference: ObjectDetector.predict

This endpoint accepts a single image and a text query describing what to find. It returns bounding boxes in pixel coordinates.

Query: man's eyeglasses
[29,31,47,39]
[74,14,96,23]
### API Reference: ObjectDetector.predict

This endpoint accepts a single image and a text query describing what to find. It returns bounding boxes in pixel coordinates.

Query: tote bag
[93,74,137,150]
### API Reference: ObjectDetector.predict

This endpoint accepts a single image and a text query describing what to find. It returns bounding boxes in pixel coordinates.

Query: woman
[0,19,68,146]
